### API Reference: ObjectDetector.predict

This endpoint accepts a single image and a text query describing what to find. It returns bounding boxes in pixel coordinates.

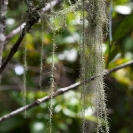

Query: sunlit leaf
[108,45,120,63]
[62,108,77,117]
[30,121,46,133]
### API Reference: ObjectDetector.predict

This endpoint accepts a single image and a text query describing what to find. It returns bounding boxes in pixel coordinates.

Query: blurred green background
[0,0,133,133]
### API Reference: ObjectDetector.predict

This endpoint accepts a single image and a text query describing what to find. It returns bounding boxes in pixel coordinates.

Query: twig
[108,60,133,74]
[0,60,133,122]
[41,0,60,12]
[35,0,59,11]
[5,23,26,40]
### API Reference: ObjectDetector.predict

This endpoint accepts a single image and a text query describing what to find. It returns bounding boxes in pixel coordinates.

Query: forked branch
[0,0,61,74]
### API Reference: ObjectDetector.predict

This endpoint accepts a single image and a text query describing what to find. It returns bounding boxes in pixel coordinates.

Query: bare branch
[0,82,80,122]
[0,60,133,122]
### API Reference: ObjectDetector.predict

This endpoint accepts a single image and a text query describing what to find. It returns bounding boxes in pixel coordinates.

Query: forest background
[0,0,133,133]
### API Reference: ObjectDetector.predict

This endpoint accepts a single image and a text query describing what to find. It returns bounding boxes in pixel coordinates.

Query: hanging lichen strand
[49,30,56,133]
[22,36,27,118]
[80,0,109,133]
[49,3,56,133]
[39,15,45,96]
[43,1,79,132]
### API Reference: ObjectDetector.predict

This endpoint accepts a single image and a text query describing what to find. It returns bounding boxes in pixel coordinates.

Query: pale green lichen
[80,0,109,133]
[40,0,109,133]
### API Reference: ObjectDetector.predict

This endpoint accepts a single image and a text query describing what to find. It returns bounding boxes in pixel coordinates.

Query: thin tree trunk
[0,0,8,71]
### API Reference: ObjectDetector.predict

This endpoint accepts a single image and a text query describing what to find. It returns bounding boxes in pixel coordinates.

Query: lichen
[80,0,109,132]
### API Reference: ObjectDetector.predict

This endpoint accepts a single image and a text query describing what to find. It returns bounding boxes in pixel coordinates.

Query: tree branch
[0,28,26,74]
[0,0,61,74]
[25,0,34,10]
[5,0,61,41]
[0,60,133,122]
[5,23,26,40]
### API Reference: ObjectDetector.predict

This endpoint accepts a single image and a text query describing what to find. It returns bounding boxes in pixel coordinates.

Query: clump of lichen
[80,0,109,133]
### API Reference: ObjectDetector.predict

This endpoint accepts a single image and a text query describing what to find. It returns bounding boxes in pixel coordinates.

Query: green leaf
[108,45,120,63]
[113,14,133,41]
